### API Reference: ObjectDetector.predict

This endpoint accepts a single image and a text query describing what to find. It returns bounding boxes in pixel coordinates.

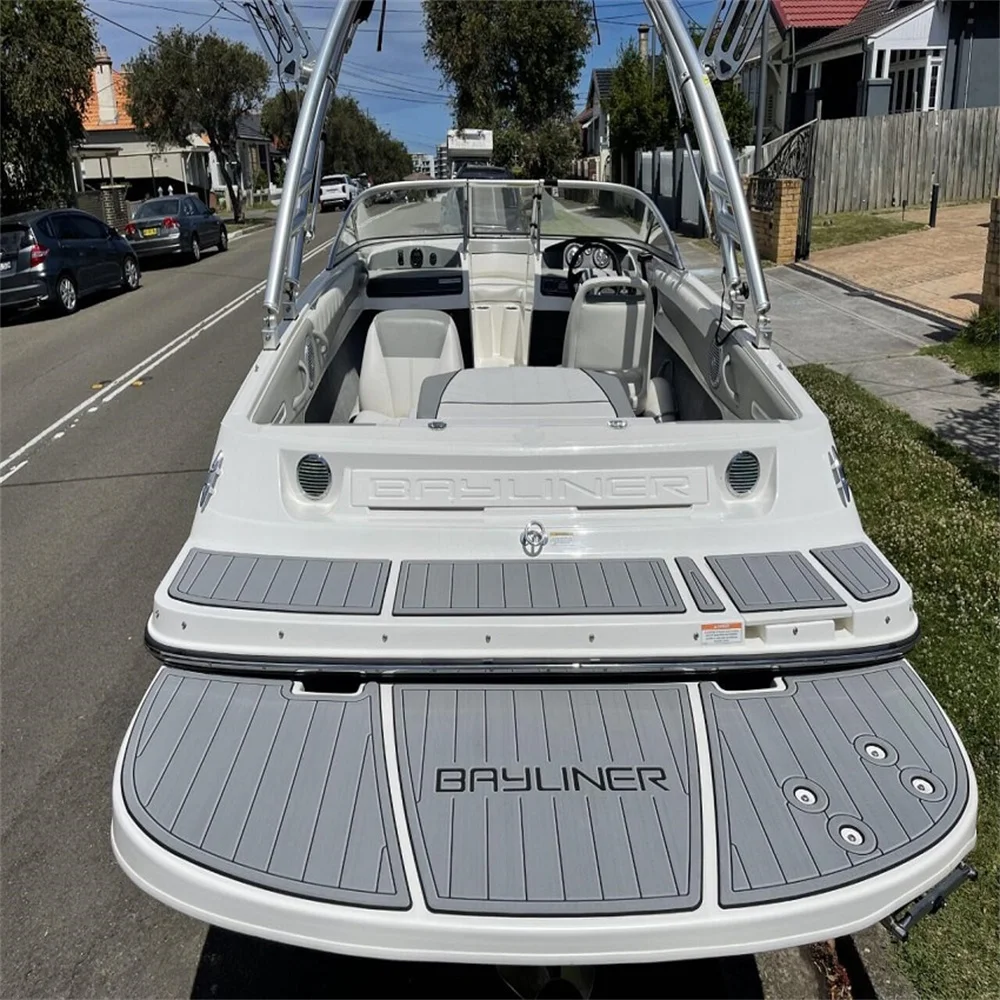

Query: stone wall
[745,177,801,265]
[983,196,1000,311]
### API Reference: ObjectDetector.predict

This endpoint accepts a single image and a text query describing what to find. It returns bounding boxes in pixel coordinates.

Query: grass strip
[795,365,998,1000]
[810,212,926,253]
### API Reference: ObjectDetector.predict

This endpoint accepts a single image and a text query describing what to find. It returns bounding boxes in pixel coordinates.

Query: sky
[86,0,721,154]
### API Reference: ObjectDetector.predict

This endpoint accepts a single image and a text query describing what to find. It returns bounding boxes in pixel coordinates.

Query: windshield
[134,199,180,219]
[332,180,678,261]
[336,185,466,253]
[322,175,347,184]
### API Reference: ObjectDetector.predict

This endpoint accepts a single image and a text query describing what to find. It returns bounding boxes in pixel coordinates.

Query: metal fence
[811,106,1000,216]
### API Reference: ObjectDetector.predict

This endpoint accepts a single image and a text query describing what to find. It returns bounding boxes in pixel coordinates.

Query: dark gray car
[125,195,228,262]
[0,208,141,315]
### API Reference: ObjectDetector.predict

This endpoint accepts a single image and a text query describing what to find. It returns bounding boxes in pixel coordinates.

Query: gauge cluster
[365,245,461,271]
[545,239,637,276]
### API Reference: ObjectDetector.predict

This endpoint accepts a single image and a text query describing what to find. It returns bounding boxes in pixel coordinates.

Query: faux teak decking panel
[169,549,390,614]
[393,559,686,615]
[393,683,701,915]
[701,661,968,907]
[121,670,409,908]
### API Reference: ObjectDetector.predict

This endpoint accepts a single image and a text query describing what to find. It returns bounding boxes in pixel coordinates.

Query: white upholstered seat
[353,309,463,423]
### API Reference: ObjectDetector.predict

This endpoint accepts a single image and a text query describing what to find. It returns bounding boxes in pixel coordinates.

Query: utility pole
[753,9,769,172]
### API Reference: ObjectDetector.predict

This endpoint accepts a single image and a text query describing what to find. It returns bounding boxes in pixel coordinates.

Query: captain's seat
[354,309,463,423]
[562,275,657,415]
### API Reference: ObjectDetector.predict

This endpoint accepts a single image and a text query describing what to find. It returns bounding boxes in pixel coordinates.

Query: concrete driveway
[678,237,999,469]
[806,201,991,321]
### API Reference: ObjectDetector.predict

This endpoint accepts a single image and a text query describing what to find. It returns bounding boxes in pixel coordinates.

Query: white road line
[0,236,334,475]
[226,223,270,243]
[0,461,28,484]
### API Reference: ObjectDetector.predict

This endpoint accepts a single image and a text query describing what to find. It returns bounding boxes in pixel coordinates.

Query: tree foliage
[714,82,754,149]
[125,28,270,220]
[261,91,411,184]
[324,96,412,183]
[607,41,676,169]
[0,0,96,213]
[423,0,593,178]
[607,33,756,171]
[260,88,301,150]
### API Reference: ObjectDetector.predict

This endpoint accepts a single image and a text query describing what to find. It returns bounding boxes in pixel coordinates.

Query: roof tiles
[772,0,868,29]
[82,67,134,132]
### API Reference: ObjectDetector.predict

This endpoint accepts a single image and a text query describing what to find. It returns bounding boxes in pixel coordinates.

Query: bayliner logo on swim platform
[353,470,709,508]
[434,765,670,793]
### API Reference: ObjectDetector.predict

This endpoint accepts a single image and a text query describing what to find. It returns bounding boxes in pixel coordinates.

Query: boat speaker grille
[297,453,331,498]
[726,450,760,495]
[304,336,317,387]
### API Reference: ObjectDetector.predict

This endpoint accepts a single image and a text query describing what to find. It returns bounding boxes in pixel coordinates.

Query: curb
[226,223,271,243]
[847,924,920,1000]
[788,262,965,331]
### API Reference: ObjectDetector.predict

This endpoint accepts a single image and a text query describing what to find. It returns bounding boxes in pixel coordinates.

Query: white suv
[318,174,352,211]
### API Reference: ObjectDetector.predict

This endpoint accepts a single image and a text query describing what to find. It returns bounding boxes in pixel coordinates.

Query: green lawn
[920,309,1000,389]
[809,211,926,252]
[794,366,999,1000]
[922,340,1000,389]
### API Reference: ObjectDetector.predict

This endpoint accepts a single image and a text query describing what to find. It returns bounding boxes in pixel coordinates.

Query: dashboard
[539,238,641,298]
[541,238,639,274]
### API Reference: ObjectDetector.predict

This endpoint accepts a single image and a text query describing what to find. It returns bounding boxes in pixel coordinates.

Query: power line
[86,5,158,44]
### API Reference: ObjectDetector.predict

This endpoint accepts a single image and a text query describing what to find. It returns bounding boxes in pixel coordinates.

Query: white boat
[111,0,977,974]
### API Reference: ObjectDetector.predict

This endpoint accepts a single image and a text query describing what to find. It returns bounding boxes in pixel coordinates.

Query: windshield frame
[328,178,683,269]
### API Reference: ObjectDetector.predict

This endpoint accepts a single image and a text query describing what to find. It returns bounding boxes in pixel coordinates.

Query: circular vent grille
[304,336,316,388]
[296,454,331,498]
[726,451,760,495]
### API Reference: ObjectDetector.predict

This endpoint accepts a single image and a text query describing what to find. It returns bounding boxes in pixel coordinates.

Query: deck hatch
[393,559,686,615]
[811,543,900,601]
[169,549,390,614]
[701,661,968,907]
[705,552,846,612]
[121,670,409,908]
[394,683,701,915]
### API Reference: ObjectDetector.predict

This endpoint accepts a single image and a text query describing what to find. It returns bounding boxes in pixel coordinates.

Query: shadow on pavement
[190,928,763,1000]
[933,396,1000,470]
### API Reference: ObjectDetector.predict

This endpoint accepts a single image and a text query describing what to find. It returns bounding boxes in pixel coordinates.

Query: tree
[325,96,412,183]
[0,0,96,213]
[125,28,270,221]
[607,33,756,178]
[263,91,412,184]
[606,40,676,176]
[714,82,754,150]
[261,88,301,150]
[423,0,592,177]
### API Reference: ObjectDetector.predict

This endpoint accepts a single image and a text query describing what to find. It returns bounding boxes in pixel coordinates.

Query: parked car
[318,174,353,211]
[454,163,513,180]
[0,208,141,316]
[125,195,227,262]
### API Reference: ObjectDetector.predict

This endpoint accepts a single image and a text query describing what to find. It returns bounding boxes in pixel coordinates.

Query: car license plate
[142,227,158,237]
[0,260,11,272]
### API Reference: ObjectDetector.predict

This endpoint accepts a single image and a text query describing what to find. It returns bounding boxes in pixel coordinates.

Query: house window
[876,50,886,77]
[887,49,944,113]
[928,60,941,109]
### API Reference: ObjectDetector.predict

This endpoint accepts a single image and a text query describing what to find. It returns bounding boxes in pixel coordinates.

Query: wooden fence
[811,106,1000,216]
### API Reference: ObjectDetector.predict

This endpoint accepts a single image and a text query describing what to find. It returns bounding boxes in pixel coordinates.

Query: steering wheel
[566,239,622,295]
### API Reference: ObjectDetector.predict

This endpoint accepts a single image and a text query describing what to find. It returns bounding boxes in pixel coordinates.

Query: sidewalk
[805,202,990,321]
[676,237,999,469]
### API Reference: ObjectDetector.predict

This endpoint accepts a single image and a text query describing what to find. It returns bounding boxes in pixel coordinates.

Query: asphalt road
[0,212,763,1000]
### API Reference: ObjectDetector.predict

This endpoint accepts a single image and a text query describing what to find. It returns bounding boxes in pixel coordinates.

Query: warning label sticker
[701,622,745,645]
